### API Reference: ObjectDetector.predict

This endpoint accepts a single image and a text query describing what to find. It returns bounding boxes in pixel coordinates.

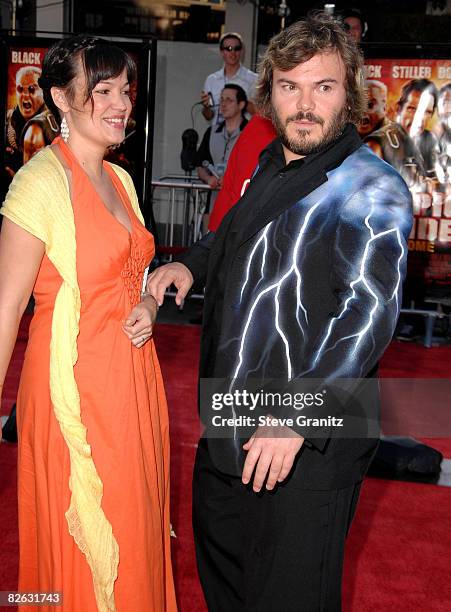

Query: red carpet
[1,316,450,611]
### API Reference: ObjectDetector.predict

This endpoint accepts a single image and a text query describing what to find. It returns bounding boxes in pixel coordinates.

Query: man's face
[398,90,435,135]
[16,70,44,119]
[220,37,242,69]
[219,88,243,121]
[438,89,451,129]
[270,51,348,159]
[359,84,386,136]
[344,17,363,43]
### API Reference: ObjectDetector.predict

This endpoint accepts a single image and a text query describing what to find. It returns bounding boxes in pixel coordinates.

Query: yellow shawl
[1,146,144,612]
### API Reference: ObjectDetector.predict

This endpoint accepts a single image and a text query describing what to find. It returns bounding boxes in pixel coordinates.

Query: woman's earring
[60,116,69,142]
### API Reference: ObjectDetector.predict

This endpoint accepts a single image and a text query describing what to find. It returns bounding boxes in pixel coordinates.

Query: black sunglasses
[221,44,242,52]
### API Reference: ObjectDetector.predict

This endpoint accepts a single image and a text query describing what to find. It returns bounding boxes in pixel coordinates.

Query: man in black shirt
[148,14,412,611]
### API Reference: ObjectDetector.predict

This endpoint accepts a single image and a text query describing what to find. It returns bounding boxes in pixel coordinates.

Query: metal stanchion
[151,179,213,303]
[152,179,212,255]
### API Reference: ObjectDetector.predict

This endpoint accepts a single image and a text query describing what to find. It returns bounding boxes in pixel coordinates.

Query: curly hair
[255,13,366,125]
[39,35,136,122]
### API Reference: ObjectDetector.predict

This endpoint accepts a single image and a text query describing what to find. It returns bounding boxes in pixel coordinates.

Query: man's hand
[200,90,210,108]
[201,90,214,121]
[242,420,304,492]
[207,175,222,190]
[146,262,194,307]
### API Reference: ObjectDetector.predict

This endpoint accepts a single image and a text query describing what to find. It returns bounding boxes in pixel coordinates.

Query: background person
[196,84,248,219]
[200,32,257,125]
[341,7,368,43]
[208,114,276,232]
[0,36,176,611]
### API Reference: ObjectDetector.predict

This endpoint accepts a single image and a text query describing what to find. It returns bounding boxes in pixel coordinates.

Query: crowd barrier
[151,176,212,301]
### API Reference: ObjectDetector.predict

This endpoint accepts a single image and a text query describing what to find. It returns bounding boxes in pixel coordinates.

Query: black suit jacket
[179,125,413,489]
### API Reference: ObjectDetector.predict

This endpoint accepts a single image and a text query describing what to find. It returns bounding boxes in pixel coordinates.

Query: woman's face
[66,64,132,148]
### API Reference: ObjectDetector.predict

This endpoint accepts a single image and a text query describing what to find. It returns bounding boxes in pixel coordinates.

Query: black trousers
[193,439,362,612]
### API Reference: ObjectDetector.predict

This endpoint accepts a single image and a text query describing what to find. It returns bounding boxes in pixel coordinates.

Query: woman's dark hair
[38,35,137,123]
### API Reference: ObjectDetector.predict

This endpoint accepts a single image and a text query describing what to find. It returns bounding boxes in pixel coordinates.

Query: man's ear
[51,87,70,114]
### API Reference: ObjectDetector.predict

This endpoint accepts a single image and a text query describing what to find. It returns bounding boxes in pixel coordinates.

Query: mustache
[286,111,324,126]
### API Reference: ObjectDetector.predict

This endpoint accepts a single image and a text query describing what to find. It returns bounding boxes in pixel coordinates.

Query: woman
[0,36,177,611]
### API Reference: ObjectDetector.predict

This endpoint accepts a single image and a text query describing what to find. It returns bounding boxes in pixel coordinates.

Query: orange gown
[16,139,177,611]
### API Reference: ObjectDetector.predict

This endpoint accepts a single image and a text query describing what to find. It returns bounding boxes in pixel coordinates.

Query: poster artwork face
[4,45,140,182]
[4,47,59,178]
[361,59,451,296]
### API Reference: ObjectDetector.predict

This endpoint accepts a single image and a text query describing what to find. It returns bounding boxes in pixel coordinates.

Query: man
[359,80,425,187]
[341,7,367,43]
[196,84,248,194]
[196,84,248,231]
[396,78,439,179]
[201,32,257,126]
[208,114,276,231]
[149,15,412,610]
[5,66,58,175]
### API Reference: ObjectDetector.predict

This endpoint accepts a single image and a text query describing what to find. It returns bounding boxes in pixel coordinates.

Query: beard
[270,104,349,156]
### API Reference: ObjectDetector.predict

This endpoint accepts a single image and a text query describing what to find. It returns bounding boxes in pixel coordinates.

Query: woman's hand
[122,294,158,348]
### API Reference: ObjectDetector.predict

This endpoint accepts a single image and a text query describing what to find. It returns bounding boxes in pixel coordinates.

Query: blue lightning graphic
[391,229,405,311]
[240,224,271,302]
[233,200,322,381]
[309,207,404,372]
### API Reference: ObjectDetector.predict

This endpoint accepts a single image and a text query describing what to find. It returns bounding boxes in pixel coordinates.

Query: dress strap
[55,136,76,167]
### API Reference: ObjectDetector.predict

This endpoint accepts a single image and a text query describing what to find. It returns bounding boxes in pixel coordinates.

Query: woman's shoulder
[3,144,70,222]
[14,145,67,187]
[2,145,71,243]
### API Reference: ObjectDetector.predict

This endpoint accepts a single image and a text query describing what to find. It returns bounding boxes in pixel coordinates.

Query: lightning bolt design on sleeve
[310,208,404,371]
[233,200,323,382]
[240,223,272,302]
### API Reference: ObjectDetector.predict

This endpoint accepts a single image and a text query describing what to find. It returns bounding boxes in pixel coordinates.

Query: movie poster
[362,58,451,299]
[4,45,58,180]
[3,42,140,187]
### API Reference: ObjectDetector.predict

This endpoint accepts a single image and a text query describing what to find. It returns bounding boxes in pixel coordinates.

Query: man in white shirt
[201,32,257,126]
